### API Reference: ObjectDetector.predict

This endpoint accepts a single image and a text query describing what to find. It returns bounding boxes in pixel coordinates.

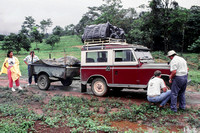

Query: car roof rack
[84,38,127,46]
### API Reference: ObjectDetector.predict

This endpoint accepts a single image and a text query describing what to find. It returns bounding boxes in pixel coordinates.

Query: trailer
[31,58,80,90]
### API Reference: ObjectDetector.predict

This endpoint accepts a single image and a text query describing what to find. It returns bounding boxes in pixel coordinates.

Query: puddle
[111,121,199,132]
[111,121,153,132]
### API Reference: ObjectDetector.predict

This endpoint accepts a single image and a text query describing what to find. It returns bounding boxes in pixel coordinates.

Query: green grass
[0,35,82,77]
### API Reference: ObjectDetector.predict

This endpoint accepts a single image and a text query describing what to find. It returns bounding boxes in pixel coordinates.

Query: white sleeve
[170,60,177,72]
[160,79,166,89]
[24,56,28,62]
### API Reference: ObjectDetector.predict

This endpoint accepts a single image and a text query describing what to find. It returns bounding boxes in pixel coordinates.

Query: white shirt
[24,55,39,64]
[170,55,188,76]
[147,77,166,96]
[7,57,15,66]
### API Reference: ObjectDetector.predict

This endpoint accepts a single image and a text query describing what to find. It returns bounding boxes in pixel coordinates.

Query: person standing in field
[147,70,171,108]
[24,51,39,86]
[0,51,23,92]
[167,50,188,112]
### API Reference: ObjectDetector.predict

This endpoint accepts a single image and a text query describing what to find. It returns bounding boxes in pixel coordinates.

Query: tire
[38,74,50,90]
[60,78,72,86]
[162,76,171,89]
[91,78,108,97]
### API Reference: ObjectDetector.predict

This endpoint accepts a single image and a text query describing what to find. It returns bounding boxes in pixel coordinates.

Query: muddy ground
[0,76,200,132]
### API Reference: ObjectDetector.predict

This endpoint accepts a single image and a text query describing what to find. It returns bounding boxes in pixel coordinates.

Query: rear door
[81,50,112,84]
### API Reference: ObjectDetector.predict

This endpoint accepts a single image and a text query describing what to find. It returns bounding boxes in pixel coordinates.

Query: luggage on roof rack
[82,22,125,42]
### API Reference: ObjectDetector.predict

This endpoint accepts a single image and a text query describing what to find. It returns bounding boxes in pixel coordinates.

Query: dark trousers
[170,75,187,112]
[28,65,37,84]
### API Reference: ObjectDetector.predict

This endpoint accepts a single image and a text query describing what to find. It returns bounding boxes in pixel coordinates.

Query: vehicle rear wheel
[92,78,108,97]
[38,74,50,90]
[60,78,72,86]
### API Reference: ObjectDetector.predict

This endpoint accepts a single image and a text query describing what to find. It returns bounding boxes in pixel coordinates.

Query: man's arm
[24,61,28,65]
[24,56,29,65]
[169,70,176,83]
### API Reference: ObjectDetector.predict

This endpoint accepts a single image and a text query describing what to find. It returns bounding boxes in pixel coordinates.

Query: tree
[18,33,31,51]
[2,33,17,51]
[45,35,60,50]
[75,0,137,38]
[0,34,5,41]
[188,36,200,53]
[40,18,53,34]
[30,27,44,49]
[128,16,153,47]
[2,33,31,53]
[21,16,36,36]
[52,26,64,36]
[64,24,76,35]
[139,0,190,53]
[185,6,200,51]
[168,8,189,53]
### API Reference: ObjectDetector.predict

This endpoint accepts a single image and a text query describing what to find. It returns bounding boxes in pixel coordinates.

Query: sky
[1,0,200,34]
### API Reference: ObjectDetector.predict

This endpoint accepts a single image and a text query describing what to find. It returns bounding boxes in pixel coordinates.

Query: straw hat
[167,50,177,57]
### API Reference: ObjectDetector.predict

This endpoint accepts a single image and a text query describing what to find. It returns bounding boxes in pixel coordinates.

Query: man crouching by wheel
[147,70,171,108]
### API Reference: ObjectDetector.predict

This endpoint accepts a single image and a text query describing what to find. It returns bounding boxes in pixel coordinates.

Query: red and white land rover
[80,39,171,96]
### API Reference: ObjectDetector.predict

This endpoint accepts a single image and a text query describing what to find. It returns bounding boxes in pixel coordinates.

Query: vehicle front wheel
[91,78,108,97]
[38,74,50,90]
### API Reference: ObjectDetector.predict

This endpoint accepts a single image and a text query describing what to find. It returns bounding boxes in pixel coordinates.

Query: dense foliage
[2,33,31,53]
[72,0,200,53]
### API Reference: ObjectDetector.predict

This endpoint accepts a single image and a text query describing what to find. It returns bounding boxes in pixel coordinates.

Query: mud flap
[81,84,87,92]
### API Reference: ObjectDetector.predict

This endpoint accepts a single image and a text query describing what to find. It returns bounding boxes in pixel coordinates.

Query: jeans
[170,75,187,112]
[28,65,37,84]
[147,90,171,106]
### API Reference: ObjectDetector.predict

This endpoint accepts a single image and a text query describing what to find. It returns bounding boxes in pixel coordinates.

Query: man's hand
[162,87,167,92]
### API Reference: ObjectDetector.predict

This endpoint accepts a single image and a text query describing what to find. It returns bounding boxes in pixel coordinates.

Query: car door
[113,49,139,87]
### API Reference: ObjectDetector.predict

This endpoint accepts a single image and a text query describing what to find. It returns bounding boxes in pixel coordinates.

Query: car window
[86,51,108,63]
[134,50,153,60]
[115,50,135,62]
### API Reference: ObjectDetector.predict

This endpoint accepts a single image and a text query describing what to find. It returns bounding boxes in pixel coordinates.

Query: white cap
[167,50,177,57]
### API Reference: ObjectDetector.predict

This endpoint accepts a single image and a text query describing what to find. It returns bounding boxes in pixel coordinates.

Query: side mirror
[138,58,143,67]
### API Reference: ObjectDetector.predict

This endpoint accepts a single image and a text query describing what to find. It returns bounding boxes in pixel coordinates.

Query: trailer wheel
[61,78,72,86]
[92,78,108,97]
[38,74,50,90]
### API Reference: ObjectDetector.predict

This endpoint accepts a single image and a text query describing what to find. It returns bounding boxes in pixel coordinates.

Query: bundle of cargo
[82,22,125,42]
[33,56,80,67]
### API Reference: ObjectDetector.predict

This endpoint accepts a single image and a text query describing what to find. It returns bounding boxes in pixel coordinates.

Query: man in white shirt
[168,50,188,112]
[147,70,171,107]
[24,51,39,86]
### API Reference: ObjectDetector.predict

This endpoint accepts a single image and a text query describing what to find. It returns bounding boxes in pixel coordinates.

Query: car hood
[141,63,170,69]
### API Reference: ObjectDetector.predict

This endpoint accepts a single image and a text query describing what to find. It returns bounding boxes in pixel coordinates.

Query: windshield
[134,49,154,62]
